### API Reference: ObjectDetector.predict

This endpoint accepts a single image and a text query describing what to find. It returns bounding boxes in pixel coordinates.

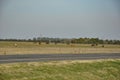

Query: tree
[45,40,50,44]
[33,37,37,43]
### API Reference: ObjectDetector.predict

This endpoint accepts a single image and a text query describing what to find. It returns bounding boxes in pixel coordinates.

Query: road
[0,53,120,63]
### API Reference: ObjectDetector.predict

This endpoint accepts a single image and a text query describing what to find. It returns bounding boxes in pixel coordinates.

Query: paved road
[0,53,120,63]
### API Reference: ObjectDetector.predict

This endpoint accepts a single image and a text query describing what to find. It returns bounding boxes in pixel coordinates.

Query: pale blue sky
[0,0,120,39]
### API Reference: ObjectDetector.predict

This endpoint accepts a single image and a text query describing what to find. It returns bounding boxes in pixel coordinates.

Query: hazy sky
[0,0,120,39]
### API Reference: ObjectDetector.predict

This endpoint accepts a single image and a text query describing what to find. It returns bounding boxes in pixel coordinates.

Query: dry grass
[0,41,120,55]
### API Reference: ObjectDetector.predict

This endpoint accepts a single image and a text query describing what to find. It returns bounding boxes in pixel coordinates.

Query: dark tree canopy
[0,37,120,45]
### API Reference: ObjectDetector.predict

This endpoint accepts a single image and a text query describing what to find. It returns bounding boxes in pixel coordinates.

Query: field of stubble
[0,41,120,55]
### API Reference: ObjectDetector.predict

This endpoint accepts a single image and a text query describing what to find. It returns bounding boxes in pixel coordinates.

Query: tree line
[0,37,120,45]
[71,38,120,44]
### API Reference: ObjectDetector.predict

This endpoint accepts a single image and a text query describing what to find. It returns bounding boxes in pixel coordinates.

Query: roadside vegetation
[0,59,120,80]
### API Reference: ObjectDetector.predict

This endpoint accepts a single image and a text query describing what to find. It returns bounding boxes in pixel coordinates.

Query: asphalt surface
[0,53,120,63]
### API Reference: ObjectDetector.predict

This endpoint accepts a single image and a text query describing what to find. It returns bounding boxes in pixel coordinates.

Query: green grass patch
[0,41,120,48]
[0,59,120,80]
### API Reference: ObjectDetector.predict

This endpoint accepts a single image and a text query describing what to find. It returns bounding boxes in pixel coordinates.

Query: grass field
[0,41,120,55]
[0,59,120,80]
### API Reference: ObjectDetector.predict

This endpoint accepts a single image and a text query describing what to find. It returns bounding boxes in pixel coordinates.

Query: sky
[0,0,120,40]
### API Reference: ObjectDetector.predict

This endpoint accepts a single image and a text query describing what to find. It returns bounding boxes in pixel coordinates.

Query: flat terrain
[0,41,120,55]
[0,53,120,63]
[0,59,120,80]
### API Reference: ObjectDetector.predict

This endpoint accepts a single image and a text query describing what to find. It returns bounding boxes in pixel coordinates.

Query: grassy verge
[0,59,120,80]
